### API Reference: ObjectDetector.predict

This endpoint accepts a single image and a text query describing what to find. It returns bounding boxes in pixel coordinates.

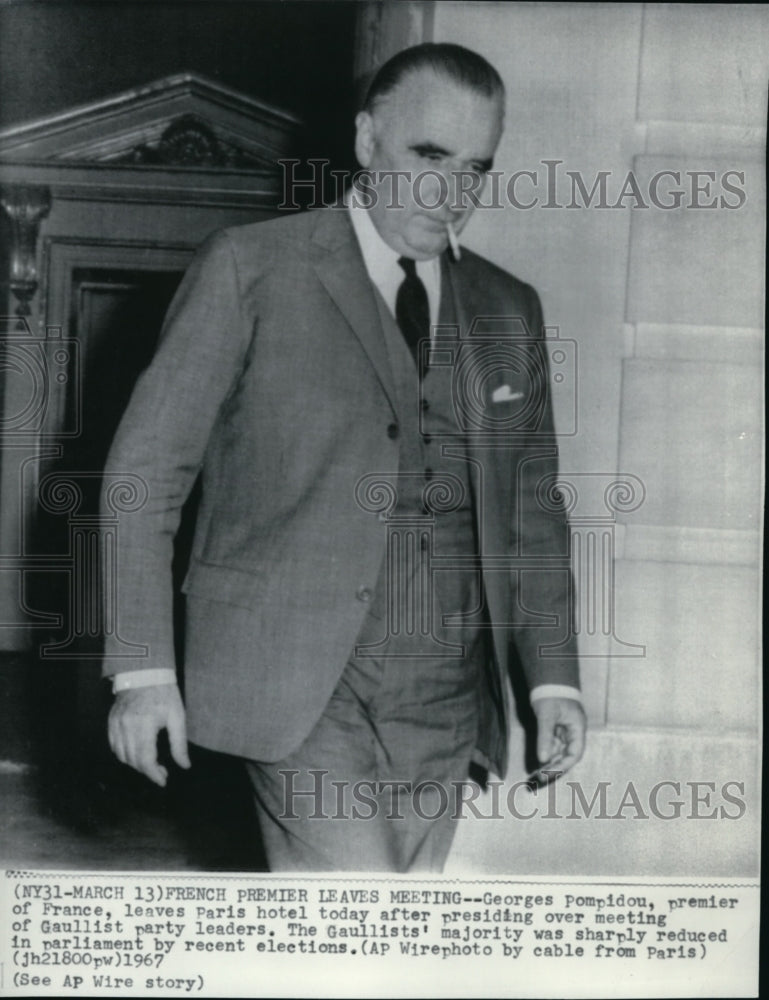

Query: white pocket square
[491,385,524,403]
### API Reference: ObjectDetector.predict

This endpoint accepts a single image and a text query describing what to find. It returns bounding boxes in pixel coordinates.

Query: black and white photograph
[0,2,763,996]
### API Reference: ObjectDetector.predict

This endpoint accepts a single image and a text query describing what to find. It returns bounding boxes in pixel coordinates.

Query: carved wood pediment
[0,75,303,322]
[0,72,302,167]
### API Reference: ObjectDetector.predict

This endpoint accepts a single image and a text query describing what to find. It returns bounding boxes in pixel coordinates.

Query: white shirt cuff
[111,669,177,694]
[529,684,582,704]
[110,676,581,702]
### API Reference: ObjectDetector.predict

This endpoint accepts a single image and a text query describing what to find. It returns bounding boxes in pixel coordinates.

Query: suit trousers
[244,639,482,872]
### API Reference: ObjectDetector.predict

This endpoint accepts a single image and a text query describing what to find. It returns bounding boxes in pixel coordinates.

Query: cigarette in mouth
[447,222,461,262]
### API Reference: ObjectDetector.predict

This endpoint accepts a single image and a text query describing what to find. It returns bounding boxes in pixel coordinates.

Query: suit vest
[351,273,490,673]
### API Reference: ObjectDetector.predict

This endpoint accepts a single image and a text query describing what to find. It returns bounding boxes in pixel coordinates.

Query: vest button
[423,433,432,445]
[420,399,430,411]
[425,467,434,480]
[356,586,373,602]
[387,423,399,440]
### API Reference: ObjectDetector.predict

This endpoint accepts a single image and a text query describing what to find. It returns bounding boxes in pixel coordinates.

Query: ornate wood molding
[0,72,301,166]
[0,73,304,209]
[116,114,270,169]
[0,184,51,318]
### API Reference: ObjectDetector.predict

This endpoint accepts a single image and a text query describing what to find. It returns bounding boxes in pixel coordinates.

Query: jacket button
[387,422,399,439]
[356,586,373,602]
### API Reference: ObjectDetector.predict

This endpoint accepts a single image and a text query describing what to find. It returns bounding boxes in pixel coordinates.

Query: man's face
[354,68,504,259]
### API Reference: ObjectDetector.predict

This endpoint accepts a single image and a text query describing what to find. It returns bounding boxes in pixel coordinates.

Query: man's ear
[354,111,374,168]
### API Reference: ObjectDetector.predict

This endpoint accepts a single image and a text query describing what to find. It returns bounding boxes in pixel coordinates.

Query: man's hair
[362,42,505,113]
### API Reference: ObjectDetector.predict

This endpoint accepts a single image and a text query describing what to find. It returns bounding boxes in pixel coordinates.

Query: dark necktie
[396,256,430,376]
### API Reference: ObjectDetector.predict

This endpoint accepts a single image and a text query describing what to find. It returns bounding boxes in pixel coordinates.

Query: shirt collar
[345,190,441,323]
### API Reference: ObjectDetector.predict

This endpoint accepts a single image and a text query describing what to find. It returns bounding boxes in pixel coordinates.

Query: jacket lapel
[439,250,487,331]
[441,250,512,620]
[309,208,398,416]
[439,250,510,473]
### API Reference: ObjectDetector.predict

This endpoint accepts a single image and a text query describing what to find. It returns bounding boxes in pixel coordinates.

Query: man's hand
[531,696,587,782]
[108,684,191,787]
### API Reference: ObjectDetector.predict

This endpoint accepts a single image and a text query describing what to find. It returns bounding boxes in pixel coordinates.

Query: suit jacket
[101,206,578,775]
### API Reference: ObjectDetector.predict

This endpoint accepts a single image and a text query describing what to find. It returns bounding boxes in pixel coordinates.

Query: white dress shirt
[346,197,441,327]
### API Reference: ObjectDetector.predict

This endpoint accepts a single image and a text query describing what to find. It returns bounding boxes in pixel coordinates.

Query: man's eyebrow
[409,141,453,158]
[409,142,493,171]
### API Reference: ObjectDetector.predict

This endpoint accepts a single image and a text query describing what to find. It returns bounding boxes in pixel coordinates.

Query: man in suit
[103,42,586,871]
